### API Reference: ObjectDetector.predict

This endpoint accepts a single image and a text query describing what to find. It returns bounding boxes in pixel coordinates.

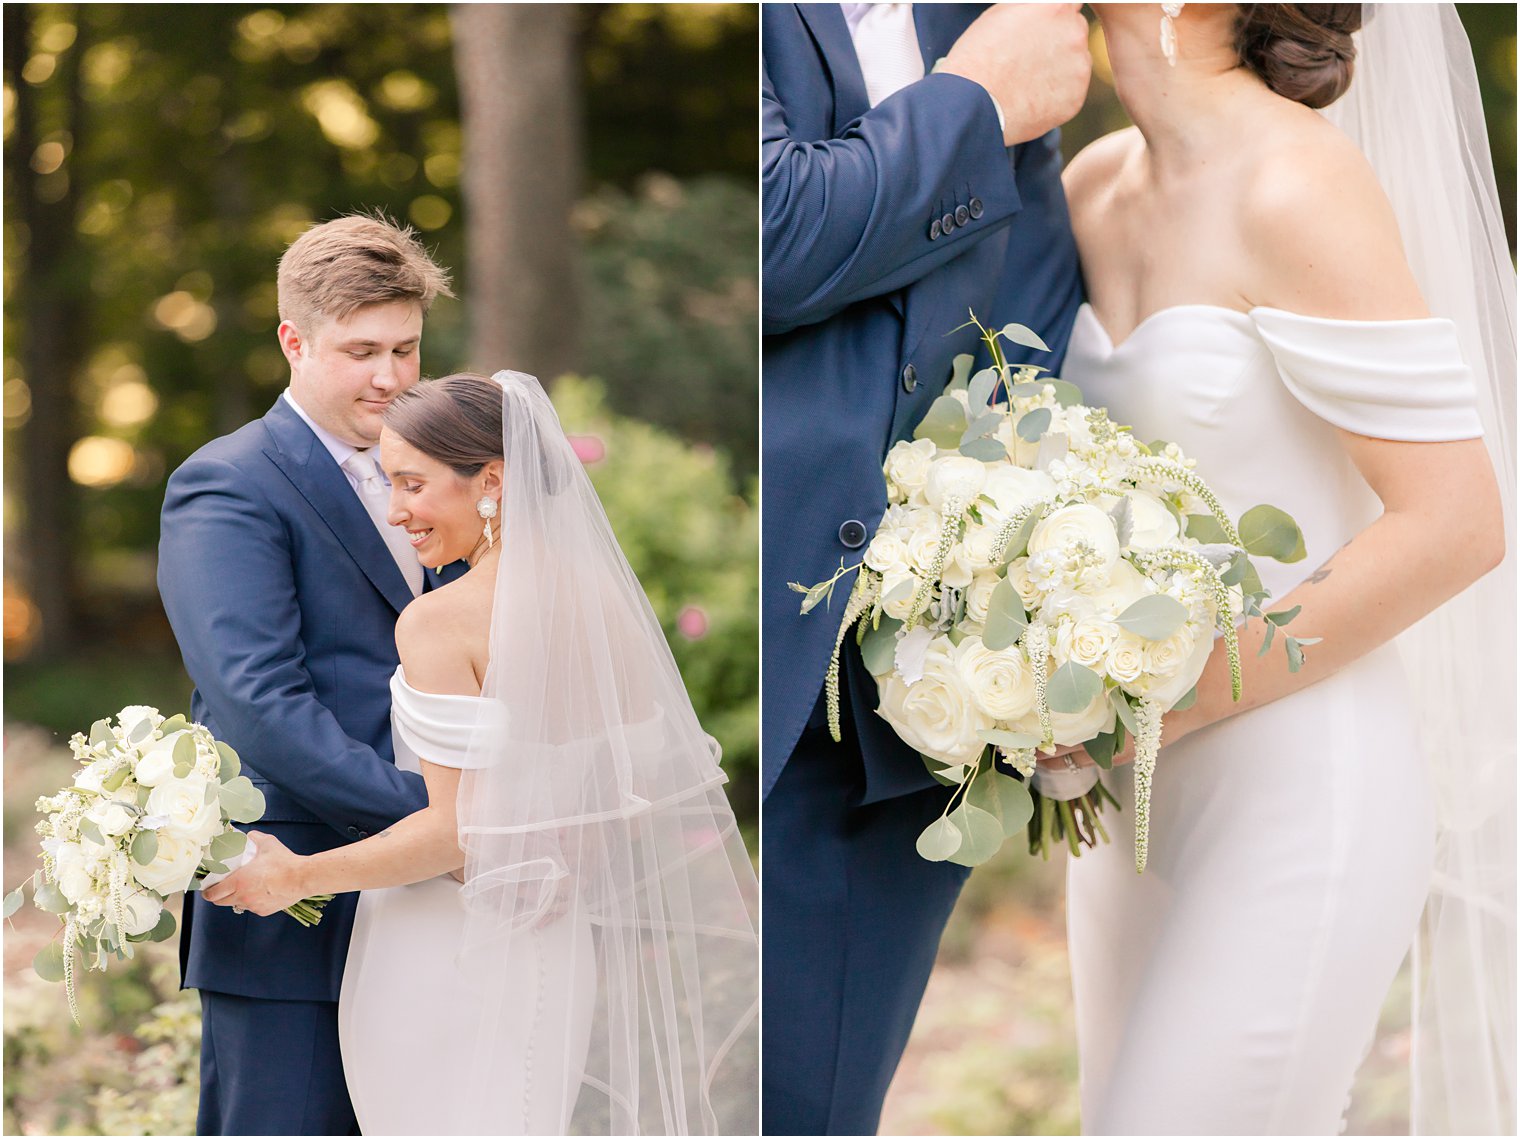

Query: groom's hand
[940,4,1091,146]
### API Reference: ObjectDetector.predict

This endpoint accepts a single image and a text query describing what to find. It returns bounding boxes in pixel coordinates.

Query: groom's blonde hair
[276,212,453,336]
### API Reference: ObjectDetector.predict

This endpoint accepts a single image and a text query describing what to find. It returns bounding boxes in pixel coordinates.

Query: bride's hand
[1038,738,1136,770]
[202,831,306,916]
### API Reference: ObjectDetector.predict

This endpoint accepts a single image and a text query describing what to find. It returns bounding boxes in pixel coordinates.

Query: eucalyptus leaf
[215,741,241,780]
[201,860,230,876]
[158,714,189,734]
[1000,507,1045,563]
[218,776,266,824]
[210,828,250,863]
[1259,621,1277,656]
[1171,685,1199,713]
[131,830,159,866]
[172,732,197,774]
[992,773,1034,836]
[913,394,970,449]
[1108,495,1133,549]
[947,803,1005,867]
[1186,513,1232,544]
[1265,605,1302,627]
[33,943,66,984]
[1047,379,1084,408]
[1239,504,1307,563]
[961,409,1002,444]
[147,909,177,942]
[129,716,155,743]
[1084,730,1117,771]
[1285,636,1306,673]
[916,816,963,862]
[860,617,903,677]
[981,579,1029,651]
[1000,322,1050,352]
[1116,595,1189,642]
[102,766,130,793]
[1193,543,1240,569]
[1110,690,1141,736]
[34,880,69,914]
[967,369,1000,412]
[3,887,23,919]
[794,581,830,615]
[977,728,1041,750]
[1047,662,1102,715]
[948,353,974,392]
[926,761,968,788]
[77,818,104,847]
[89,719,112,746]
[1016,408,1052,443]
[959,437,1008,463]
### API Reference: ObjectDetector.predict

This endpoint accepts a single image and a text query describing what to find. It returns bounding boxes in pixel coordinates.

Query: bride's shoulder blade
[394,582,491,698]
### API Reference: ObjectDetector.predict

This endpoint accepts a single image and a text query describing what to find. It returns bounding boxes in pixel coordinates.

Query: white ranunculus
[1027,504,1121,578]
[73,758,114,795]
[1058,616,1118,671]
[884,439,938,504]
[131,828,205,895]
[146,776,221,846]
[116,705,163,740]
[1041,587,1098,627]
[1131,627,1215,708]
[1121,490,1182,550]
[982,466,1058,518]
[1087,558,1156,617]
[863,530,910,576]
[964,572,1001,625]
[1049,690,1118,748]
[52,841,93,904]
[923,456,987,512]
[119,889,165,935]
[133,730,186,787]
[1105,633,1148,686]
[86,799,138,839]
[875,637,992,765]
[954,635,1037,722]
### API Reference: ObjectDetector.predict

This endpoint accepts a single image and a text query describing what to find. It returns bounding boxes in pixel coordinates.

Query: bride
[203,371,759,1135]
[1047,4,1513,1135]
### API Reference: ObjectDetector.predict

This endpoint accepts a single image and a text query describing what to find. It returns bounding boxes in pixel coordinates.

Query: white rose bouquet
[4,705,333,1022]
[793,315,1316,871]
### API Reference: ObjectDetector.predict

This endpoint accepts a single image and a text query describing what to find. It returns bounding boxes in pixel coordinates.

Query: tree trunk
[8,4,87,660]
[451,3,581,385]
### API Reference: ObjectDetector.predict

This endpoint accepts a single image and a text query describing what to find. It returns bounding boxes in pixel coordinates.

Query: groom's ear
[277,319,307,366]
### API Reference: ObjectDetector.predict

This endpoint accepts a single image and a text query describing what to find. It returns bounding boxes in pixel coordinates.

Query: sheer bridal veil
[1323,6,1516,1133]
[452,371,758,1134]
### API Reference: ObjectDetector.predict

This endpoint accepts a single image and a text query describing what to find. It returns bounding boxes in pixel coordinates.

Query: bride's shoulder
[394,582,489,697]
[1239,111,1426,319]
[1062,126,1140,207]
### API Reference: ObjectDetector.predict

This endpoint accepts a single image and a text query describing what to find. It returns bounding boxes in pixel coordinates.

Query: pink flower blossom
[676,606,709,640]
[568,435,605,464]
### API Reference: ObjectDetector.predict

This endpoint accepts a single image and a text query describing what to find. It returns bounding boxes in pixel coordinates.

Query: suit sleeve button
[928,218,942,240]
[969,197,984,219]
[955,204,970,226]
[901,364,918,393]
[838,520,868,549]
[941,212,956,234]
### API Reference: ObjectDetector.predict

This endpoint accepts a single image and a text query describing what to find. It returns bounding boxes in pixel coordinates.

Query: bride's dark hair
[383,373,503,477]
[1234,4,1363,109]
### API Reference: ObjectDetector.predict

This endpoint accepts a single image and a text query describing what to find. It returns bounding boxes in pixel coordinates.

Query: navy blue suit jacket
[762,3,1083,804]
[158,395,465,1002]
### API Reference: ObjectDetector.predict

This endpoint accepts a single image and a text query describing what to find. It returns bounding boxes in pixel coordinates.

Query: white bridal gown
[1060,304,1483,1135]
[338,669,597,1136]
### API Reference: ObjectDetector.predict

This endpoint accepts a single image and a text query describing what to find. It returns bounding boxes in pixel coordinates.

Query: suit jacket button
[941,212,956,234]
[901,364,918,393]
[838,520,868,549]
[955,204,970,226]
[928,218,942,240]
[969,197,984,219]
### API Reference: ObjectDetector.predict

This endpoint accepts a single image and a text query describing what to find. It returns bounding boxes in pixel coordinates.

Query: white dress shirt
[282,388,369,492]
[841,3,925,107]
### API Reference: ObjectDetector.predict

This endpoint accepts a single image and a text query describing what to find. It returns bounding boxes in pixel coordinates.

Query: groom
[157,214,459,1135]
[762,4,1087,1133]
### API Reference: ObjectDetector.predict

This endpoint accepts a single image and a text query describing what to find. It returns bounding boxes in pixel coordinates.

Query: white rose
[146,776,221,846]
[1142,629,1195,679]
[131,828,205,895]
[73,758,114,795]
[116,705,163,740]
[1027,504,1121,578]
[954,636,1038,722]
[906,526,945,577]
[1057,616,1118,671]
[875,637,992,765]
[964,572,1002,625]
[956,521,1001,576]
[1131,627,1215,708]
[52,841,93,904]
[1121,490,1181,550]
[1105,633,1148,686]
[981,466,1057,518]
[863,530,910,576]
[923,456,987,511]
[879,570,919,621]
[940,543,973,589]
[133,730,186,788]
[884,439,938,503]
[1006,557,1044,609]
[119,889,164,936]
[1049,691,1118,748]
[85,799,138,838]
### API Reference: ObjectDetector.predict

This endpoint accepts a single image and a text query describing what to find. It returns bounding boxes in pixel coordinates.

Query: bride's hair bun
[384,373,504,477]
[1234,4,1363,109]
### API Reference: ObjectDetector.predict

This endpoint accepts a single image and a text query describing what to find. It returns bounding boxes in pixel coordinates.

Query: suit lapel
[797,4,870,138]
[259,398,416,616]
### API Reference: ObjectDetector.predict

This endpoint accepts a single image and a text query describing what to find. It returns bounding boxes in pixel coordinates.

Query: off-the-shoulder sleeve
[1251,307,1483,441]
[390,670,503,770]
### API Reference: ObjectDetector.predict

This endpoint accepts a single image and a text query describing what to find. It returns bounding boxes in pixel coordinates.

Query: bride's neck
[1100,12,1269,179]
